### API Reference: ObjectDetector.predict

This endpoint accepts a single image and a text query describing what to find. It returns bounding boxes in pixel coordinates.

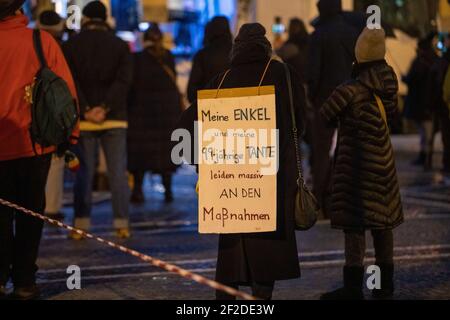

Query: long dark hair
[288,18,308,44]
[143,22,165,60]
[203,16,232,47]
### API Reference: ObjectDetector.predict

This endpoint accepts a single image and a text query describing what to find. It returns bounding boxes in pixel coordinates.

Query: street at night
[30,136,450,300]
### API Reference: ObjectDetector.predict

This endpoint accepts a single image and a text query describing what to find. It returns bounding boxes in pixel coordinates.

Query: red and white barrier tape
[0,198,256,300]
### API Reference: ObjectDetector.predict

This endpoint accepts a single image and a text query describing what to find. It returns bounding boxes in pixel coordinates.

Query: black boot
[164,192,174,203]
[320,266,365,300]
[162,174,173,203]
[372,264,394,300]
[0,285,6,300]
[130,189,145,204]
[411,152,426,166]
[9,285,40,300]
[130,172,145,204]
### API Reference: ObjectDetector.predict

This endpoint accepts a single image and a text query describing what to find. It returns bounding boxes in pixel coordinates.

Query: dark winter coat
[427,52,450,118]
[307,14,360,107]
[63,20,133,121]
[320,60,404,230]
[187,36,232,104]
[277,35,309,84]
[178,54,306,283]
[127,49,181,173]
[403,48,439,121]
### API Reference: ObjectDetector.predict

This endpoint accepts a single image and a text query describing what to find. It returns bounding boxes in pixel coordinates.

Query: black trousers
[344,229,394,267]
[441,114,450,173]
[311,109,334,218]
[0,154,51,287]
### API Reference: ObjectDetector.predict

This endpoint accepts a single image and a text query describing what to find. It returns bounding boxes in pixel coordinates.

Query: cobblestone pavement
[6,136,449,300]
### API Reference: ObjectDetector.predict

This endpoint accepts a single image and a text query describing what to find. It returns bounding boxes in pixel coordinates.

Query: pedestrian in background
[320,27,403,300]
[440,37,450,184]
[187,16,232,104]
[128,23,181,204]
[36,9,67,221]
[63,1,133,239]
[0,0,78,299]
[277,18,312,153]
[36,10,65,43]
[277,18,309,85]
[307,0,359,218]
[178,23,306,300]
[403,34,439,168]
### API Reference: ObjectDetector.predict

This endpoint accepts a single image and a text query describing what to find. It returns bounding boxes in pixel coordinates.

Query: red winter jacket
[0,14,79,161]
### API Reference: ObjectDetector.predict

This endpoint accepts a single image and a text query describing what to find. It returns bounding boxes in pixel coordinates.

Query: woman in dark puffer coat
[320,27,403,300]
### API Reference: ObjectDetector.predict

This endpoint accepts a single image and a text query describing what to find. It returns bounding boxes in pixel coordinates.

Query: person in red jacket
[0,0,79,300]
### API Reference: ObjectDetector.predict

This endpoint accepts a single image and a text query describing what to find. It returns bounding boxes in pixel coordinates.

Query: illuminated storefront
[26,0,236,55]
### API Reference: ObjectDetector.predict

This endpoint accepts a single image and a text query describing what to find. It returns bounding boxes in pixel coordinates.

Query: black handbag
[283,63,322,231]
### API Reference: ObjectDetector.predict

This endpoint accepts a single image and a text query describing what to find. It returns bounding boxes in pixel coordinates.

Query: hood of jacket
[204,16,232,46]
[354,60,398,99]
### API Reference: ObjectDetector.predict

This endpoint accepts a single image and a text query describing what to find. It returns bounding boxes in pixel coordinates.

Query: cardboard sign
[197,86,278,234]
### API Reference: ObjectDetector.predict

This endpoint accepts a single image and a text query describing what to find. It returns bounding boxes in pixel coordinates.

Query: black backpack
[30,29,78,153]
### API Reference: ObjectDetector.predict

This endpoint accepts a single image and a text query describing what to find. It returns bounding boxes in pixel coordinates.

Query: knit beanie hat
[37,10,64,33]
[231,23,272,62]
[317,0,342,20]
[355,27,386,63]
[82,1,107,21]
[0,0,25,20]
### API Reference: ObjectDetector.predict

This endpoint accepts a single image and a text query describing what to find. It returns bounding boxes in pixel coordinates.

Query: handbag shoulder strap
[283,63,304,182]
[161,63,176,84]
[373,93,388,125]
[33,29,48,69]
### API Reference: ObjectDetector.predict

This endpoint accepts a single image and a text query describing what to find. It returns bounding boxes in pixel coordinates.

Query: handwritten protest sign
[197,86,278,234]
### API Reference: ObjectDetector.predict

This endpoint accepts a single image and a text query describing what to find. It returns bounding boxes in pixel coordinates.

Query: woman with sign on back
[178,23,307,300]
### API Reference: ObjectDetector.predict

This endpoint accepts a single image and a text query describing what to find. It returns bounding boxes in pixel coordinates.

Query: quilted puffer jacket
[320,60,404,230]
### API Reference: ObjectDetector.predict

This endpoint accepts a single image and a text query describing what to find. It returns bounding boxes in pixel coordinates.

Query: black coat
[403,49,439,121]
[187,39,232,104]
[178,57,306,283]
[320,61,404,230]
[63,21,133,121]
[307,15,359,107]
[277,36,309,84]
[428,53,450,118]
[127,49,181,173]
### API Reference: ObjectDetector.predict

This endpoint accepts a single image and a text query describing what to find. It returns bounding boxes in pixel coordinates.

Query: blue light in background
[111,0,140,31]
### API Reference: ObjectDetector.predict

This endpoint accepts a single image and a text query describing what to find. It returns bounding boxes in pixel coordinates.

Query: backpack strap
[33,29,48,69]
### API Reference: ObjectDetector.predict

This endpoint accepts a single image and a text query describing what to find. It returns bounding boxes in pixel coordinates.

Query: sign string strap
[215,58,274,99]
